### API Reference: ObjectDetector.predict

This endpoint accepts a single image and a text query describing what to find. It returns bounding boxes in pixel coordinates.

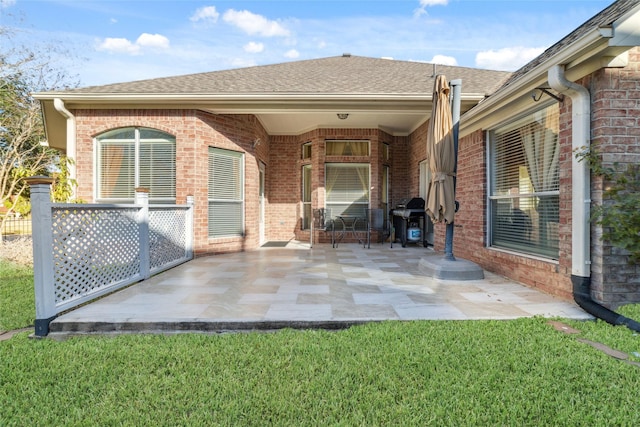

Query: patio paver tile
[48,243,593,336]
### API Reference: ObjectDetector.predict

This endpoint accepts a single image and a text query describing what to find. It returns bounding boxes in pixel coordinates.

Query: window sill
[487,246,559,264]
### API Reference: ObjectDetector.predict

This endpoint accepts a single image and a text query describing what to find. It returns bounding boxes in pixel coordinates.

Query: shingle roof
[62,55,511,97]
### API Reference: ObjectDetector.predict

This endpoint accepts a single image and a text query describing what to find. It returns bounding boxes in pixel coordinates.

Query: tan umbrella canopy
[425,74,456,224]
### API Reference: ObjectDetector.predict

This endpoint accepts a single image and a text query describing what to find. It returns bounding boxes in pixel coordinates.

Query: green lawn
[0,259,35,331]
[2,260,640,425]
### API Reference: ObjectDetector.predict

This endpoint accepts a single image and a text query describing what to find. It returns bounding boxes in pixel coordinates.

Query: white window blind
[208,147,244,238]
[325,163,370,217]
[489,104,560,258]
[139,130,176,202]
[96,127,175,203]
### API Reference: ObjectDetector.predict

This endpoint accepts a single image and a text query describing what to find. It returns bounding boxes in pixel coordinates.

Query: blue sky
[2,0,614,87]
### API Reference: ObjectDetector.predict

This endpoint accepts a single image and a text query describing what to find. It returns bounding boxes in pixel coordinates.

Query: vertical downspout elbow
[548,65,640,332]
[53,98,77,199]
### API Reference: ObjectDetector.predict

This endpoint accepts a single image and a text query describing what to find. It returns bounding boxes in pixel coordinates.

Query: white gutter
[53,98,77,198]
[34,92,488,102]
[547,65,591,278]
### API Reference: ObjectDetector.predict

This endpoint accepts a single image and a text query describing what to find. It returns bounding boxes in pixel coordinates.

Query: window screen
[208,147,244,238]
[489,104,560,258]
[96,127,175,203]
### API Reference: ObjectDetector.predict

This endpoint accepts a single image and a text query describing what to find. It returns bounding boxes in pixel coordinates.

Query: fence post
[26,176,56,337]
[135,187,150,280]
[186,195,194,260]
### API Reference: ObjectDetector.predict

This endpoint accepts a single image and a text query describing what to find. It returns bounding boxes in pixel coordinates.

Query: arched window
[96,127,176,203]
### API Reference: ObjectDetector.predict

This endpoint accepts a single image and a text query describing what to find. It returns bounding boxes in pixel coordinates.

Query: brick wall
[69,46,640,304]
[269,128,399,244]
[73,109,269,256]
[74,109,409,252]
[588,46,640,308]
[435,127,574,300]
[418,48,640,303]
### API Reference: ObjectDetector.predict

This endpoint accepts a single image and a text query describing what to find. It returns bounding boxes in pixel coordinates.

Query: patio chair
[365,208,392,249]
[310,208,335,248]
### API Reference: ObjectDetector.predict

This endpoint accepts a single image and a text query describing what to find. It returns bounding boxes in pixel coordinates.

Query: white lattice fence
[28,177,194,336]
[52,206,142,309]
[149,207,192,273]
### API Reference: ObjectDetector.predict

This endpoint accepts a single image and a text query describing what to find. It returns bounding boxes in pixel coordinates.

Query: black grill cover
[406,197,425,209]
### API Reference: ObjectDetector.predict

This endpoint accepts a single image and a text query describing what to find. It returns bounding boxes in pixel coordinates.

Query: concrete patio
[49,242,592,338]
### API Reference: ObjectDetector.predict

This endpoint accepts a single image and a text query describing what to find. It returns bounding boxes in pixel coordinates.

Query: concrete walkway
[49,242,591,337]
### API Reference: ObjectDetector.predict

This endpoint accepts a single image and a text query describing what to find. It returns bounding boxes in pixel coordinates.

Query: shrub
[576,147,640,264]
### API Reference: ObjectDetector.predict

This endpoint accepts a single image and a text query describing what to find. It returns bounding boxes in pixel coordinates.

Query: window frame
[208,147,245,239]
[302,142,312,160]
[95,127,176,204]
[324,162,370,217]
[486,103,560,259]
[301,164,312,230]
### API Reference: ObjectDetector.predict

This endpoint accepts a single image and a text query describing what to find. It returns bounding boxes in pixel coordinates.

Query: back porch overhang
[36,92,488,151]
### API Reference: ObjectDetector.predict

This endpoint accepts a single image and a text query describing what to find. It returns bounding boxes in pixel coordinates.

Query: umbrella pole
[444,79,462,261]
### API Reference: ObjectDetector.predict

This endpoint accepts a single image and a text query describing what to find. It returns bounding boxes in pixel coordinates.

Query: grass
[0,259,34,332]
[3,319,640,425]
[2,260,640,425]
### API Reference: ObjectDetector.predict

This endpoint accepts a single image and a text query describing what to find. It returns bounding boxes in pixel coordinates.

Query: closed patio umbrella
[425,74,456,225]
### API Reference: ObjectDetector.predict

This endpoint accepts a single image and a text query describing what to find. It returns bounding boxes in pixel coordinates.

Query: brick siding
[70,47,640,304]
[441,48,640,304]
[588,46,640,307]
[74,109,269,256]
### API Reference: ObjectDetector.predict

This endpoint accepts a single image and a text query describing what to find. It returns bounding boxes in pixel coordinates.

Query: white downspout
[547,65,591,279]
[548,65,640,331]
[53,98,77,199]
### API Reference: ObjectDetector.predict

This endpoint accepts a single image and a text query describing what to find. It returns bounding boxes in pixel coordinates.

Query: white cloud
[97,33,170,56]
[97,37,140,55]
[420,0,448,5]
[223,9,290,37]
[429,54,457,66]
[136,33,170,49]
[284,49,299,59]
[244,41,264,53]
[475,46,545,71]
[414,0,448,18]
[0,0,16,8]
[190,6,219,24]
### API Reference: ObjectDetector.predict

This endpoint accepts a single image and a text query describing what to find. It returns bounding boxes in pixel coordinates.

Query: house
[34,0,640,309]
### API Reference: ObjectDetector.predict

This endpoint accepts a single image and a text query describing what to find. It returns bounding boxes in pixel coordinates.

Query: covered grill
[391,198,428,247]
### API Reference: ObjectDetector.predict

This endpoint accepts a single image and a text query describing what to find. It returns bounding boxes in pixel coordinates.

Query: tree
[1,75,55,213]
[1,14,80,238]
